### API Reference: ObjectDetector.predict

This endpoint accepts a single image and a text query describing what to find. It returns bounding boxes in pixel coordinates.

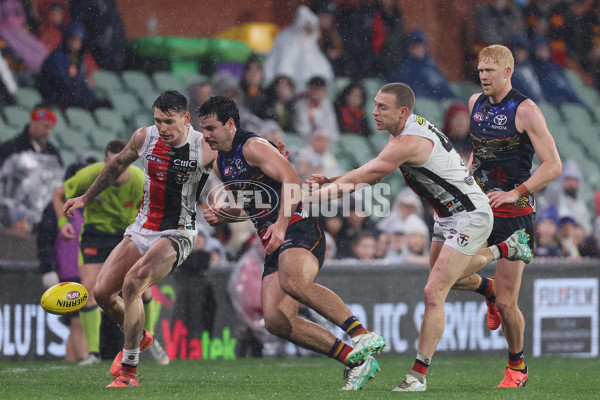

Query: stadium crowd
[1,0,600,361]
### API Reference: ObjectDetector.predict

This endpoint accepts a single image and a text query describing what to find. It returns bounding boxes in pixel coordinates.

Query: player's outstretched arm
[64,128,145,217]
[311,135,421,202]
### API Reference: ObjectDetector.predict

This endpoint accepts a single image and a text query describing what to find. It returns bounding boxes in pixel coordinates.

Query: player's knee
[278,277,306,302]
[92,283,109,308]
[263,314,292,338]
[495,297,517,315]
[422,284,442,308]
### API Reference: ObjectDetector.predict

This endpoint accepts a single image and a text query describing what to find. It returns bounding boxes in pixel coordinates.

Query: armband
[514,183,530,198]
[58,216,69,228]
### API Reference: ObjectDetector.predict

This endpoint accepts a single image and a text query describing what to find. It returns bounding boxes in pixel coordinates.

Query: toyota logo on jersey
[493,114,507,125]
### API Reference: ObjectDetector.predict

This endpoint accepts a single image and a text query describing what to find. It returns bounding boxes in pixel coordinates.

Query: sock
[409,353,431,383]
[79,305,101,354]
[507,349,525,371]
[143,295,155,336]
[341,316,369,338]
[328,339,353,365]
[122,348,140,368]
[475,276,494,298]
[492,242,510,259]
[122,365,137,375]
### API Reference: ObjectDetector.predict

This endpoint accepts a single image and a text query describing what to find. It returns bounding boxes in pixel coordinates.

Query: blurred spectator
[0,107,62,168]
[335,81,371,136]
[0,107,63,230]
[324,231,337,260]
[530,34,587,109]
[370,0,404,79]
[37,151,97,361]
[311,0,345,75]
[374,230,390,259]
[335,197,376,259]
[240,55,268,119]
[563,0,596,71]
[349,231,377,261]
[37,21,109,110]
[0,0,48,74]
[522,0,551,40]
[509,35,545,103]
[403,214,430,264]
[376,187,423,234]
[540,159,592,234]
[557,216,581,258]
[211,71,263,132]
[294,128,340,181]
[70,0,126,72]
[294,76,339,140]
[36,1,67,52]
[263,5,334,92]
[257,119,284,144]
[186,80,212,130]
[263,74,296,133]
[441,102,472,162]
[475,0,524,46]
[389,30,457,100]
[534,205,569,257]
[546,0,575,67]
[334,0,374,79]
[384,218,404,261]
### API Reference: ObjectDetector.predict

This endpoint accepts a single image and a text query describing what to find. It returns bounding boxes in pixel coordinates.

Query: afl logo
[473,112,484,122]
[146,154,164,163]
[224,166,233,176]
[66,290,81,300]
[494,114,507,125]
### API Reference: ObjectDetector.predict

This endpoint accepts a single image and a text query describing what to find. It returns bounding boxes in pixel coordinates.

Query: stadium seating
[64,107,99,134]
[340,134,374,165]
[152,71,185,93]
[414,98,443,127]
[282,133,305,151]
[93,70,124,96]
[94,108,128,137]
[106,91,144,120]
[122,70,159,99]
[2,105,31,128]
[13,88,42,109]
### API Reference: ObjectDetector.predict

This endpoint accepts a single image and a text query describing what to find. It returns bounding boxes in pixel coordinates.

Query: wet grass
[0,355,597,399]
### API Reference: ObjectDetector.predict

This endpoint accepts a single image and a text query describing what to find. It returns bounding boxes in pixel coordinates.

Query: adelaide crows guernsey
[136,125,210,231]
[216,129,304,234]
[470,89,535,217]
[399,114,489,218]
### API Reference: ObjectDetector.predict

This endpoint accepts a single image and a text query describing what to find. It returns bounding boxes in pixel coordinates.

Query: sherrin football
[41,282,89,315]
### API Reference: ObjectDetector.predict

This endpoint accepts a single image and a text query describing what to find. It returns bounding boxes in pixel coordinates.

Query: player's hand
[59,223,76,241]
[276,140,290,159]
[204,206,226,226]
[262,221,286,254]
[487,190,520,208]
[305,174,330,189]
[42,271,60,289]
[63,196,86,218]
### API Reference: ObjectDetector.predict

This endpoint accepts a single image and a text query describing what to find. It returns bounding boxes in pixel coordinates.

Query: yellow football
[41,282,89,315]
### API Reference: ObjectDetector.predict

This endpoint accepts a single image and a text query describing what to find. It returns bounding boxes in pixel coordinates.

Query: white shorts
[124,223,198,268]
[431,205,493,256]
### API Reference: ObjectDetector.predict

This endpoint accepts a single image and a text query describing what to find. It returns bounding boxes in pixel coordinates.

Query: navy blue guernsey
[470,89,535,217]
[216,129,303,234]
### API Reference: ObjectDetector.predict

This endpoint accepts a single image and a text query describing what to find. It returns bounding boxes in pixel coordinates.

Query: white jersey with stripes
[399,114,489,217]
[135,124,209,231]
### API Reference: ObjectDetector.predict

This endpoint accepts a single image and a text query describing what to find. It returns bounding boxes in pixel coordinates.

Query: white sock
[490,245,501,260]
[122,348,140,367]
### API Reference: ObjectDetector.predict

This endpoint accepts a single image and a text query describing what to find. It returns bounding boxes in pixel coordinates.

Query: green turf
[0,356,597,399]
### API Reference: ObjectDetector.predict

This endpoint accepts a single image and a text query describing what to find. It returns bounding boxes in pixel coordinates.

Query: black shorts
[80,225,124,264]
[488,213,536,248]
[263,217,326,278]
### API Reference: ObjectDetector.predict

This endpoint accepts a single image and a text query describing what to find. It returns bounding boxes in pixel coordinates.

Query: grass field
[0,356,597,399]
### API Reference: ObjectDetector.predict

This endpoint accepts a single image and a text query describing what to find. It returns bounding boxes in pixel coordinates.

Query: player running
[306,83,533,392]
[199,95,386,391]
[63,90,216,387]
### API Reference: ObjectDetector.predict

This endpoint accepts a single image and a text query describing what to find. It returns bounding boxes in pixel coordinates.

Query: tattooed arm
[63,127,146,217]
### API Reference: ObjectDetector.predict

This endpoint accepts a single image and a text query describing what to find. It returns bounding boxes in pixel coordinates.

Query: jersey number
[428,125,454,152]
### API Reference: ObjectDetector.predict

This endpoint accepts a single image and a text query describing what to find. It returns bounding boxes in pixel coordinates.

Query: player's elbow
[551,158,563,180]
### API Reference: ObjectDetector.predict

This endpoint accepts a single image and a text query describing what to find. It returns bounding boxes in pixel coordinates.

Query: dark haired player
[199,95,386,391]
